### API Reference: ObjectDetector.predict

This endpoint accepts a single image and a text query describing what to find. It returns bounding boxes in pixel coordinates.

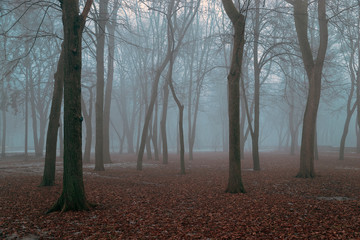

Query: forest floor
[1,151,360,239]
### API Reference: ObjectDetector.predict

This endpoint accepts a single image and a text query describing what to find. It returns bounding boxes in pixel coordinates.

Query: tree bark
[81,86,94,164]
[1,108,5,159]
[251,0,261,171]
[103,1,119,164]
[40,44,64,186]
[136,0,199,170]
[222,0,246,193]
[95,0,108,171]
[160,78,170,164]
[47,0,93,213]
[291,0,328,178]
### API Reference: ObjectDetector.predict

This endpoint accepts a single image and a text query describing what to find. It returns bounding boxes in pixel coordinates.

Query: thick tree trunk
[47,0,92,213]
[40,44,64,186]
[222,0,246,193]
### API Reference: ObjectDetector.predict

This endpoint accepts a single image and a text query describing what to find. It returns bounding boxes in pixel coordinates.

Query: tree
[335,0,359,160]
[94,0,109,171]
[103,0,120,164]
[40,43,64,186]
[81,84,95,163]
[136,0,199,170]
[286,0,328,178]
[222,0,247,193]
[48,0,93,213]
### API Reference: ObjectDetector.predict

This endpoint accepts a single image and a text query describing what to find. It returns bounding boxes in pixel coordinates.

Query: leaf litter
[0,152,360,239]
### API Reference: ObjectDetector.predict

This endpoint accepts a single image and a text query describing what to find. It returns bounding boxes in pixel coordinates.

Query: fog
[0,0,359,160]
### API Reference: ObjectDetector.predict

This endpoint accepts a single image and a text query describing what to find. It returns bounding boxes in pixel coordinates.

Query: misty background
[0,0,358,159]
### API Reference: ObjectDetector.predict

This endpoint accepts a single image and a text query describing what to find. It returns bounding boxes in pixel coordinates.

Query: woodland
[1,0,360,238]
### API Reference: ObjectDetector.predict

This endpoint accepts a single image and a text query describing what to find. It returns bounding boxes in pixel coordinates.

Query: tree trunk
[152,98,159,161]
[30,76,39,157]
[1,109,5,159]
[95,0,108,171]
[47,0,92,213]
[103,1,119,164]
[24,44,30,160]
[137,53,171,170]
[168,55,185,175]
[81,88,93,163]
[290,0,328,178]
[59,118,64,158]
[252,0,261,171]
[137,0,199,170]
[222,0,246,193]
[40,44,64,186]
[161,78,170,164]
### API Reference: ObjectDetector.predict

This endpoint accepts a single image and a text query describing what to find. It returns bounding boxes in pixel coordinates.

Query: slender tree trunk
[252,0,261,171]
[339,104,356,160]
[289,92,297,155]
[24,45,30,160]
[103,1,119,164]
[137,55,171,170]
[81,88,93,163]
[59,118,64,158]
[40,44,64,186]
[1,109,5,159]
[95,0,109,171]
[152,98,159,161]
[161,79,170,164]
[168,55,185,174]
[30,77,39,156]
[137,0,199,170]
[314,127,319,160]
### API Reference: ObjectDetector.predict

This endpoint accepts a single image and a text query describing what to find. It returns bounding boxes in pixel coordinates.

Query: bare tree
[40,43,64,186]
[222,0,247,193]
[286,0,328,178]
[137,0,199,170]
[94,0,109,171]
[48,0,93,213]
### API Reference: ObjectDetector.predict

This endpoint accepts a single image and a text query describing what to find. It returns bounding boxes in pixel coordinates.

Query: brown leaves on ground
[1,152,360,239]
